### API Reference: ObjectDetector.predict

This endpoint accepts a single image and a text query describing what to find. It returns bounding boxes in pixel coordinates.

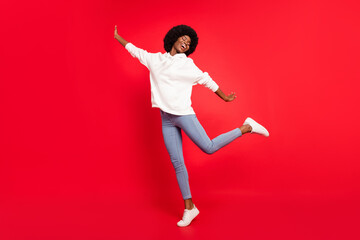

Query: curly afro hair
[163,25,199,56]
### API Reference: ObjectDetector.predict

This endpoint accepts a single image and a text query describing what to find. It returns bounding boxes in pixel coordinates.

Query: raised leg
[173,115,243,154]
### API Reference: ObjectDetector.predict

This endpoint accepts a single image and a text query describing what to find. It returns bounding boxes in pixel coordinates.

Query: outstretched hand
[114,25,119,38]
[114,25,128,47]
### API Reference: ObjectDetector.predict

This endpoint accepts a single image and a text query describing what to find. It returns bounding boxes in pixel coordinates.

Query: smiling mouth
[181,43,186,50]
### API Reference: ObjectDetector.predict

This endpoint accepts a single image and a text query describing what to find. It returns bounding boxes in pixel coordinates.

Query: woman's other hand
[215,88,237,102]
[225,92,236,102]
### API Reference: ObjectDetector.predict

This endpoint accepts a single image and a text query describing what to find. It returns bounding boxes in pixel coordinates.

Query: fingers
[228,92,237,101]
[114,25,118,38]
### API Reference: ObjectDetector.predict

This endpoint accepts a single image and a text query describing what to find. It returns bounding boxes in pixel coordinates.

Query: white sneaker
[244,117,270,137]
[177,205,200,227]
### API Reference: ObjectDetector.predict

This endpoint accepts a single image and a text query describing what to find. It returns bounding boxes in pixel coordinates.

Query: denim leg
[161,111,192,200]
[174,114,242,154]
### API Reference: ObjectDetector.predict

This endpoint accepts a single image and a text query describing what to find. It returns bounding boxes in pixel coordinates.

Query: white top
[125,43,219,115]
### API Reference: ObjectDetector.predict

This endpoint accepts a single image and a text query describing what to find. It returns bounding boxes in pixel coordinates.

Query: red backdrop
[1,0,359,239]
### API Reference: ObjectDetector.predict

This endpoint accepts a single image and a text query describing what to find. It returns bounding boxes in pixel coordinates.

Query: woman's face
[173,35,191,54]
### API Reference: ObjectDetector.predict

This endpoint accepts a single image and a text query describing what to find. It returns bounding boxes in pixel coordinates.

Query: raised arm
[215,88,236,102]
[114,25,153,68]
[114,25,128,47]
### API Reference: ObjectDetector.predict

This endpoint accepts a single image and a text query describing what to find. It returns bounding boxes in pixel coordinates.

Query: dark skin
[114,25,252,210]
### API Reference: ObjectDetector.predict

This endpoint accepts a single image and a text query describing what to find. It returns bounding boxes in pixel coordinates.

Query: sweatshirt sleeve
[192,62,219,92]
[125,43,152,69]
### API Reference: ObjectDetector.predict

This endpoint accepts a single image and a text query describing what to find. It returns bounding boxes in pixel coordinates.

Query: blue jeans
[160,110,242,200]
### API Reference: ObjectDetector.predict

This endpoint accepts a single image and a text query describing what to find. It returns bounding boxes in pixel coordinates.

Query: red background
[1,0,359,239]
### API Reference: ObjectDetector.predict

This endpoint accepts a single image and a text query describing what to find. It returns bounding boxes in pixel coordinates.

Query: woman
[114,24,269,227]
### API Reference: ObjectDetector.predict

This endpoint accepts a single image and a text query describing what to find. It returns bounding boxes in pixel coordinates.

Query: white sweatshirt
[125,43,219,115]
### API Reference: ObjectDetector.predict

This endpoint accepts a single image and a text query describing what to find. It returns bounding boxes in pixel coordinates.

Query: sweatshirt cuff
[212,85,219,92]
[125,42,133,51]
[210,83,219,92]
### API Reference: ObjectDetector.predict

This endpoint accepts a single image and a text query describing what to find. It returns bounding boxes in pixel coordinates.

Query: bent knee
[202,147,216,155]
